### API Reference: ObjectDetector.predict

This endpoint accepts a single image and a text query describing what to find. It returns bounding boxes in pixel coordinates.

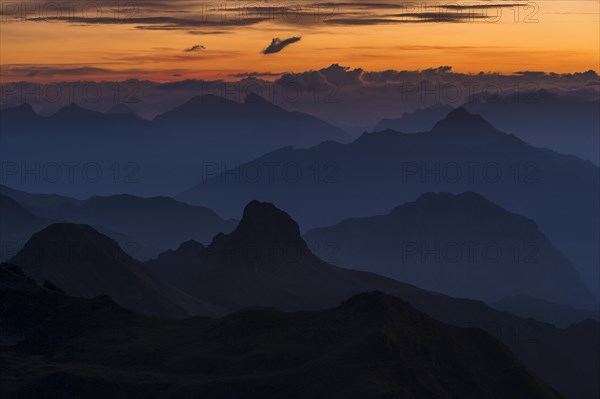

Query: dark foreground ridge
[0,263,562,399]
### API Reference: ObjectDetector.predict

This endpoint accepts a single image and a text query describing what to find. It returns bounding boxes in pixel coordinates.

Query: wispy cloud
[229,71,284,78]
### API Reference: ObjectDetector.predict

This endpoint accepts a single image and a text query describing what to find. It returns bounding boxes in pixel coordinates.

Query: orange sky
[1,0,598,82]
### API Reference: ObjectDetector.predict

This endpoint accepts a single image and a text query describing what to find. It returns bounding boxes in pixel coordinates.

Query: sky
[1,0,599,82]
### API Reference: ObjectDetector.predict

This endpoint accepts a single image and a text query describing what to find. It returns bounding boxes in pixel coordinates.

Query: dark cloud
[188,31,229,35]
[2,64,597,126]
[262,37,302,54]
[0,65,145,77]
[184,45,205,52]
[7,1,532,28]
[25,15,268,29]
[320,64,363,86]
[229,72,283,78]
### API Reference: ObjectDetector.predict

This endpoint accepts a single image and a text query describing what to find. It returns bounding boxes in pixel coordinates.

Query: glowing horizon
[1,0,599,82]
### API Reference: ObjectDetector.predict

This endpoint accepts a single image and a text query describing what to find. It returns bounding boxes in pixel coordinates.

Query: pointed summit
[154,94,242,122]
[52,102,101,119]
[1,102,38,117]
[243,92,280,110]
[228,200,305,245]
[244,92,268,104]
[431,107,503,137]
[206,200,309,269]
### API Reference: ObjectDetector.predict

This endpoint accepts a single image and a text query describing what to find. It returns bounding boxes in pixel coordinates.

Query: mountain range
[374,104,455,133]
[491,295,600,329]
[0,95,350,197]
[9,223,223,318]
[6,200,599,398]
[0,194,50,261]
[373,92,600,164]
[180,108,600,301]
[32,194,237,255]
[1,263,563,399]
[0,185,236,260]
[304,191,595,309]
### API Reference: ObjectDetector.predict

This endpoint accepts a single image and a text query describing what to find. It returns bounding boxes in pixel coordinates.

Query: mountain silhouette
[0,264,564,399]
[0,184,81,210]
[36,194,237,255]
[0,188,159,260]
[155,93,351,146]
[0,95,351,197]
[465,91,600,164]
[430,107,504,139]
[7,201,600,397]
[0,194,51,261]
[491,295,600,328]
[179,109,600,301]
[144,200,427,311]
[304,191,596,309]
[0,187,234,260]
[10,224,223,318]
[374,103,454,132]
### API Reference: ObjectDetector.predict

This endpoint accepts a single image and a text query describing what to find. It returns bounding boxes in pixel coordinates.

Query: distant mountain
[0,264,564,399]
[35,194,236,254]
[0,103,43,131]
[0,194,51,261]
[0,95,351,197]
[9,224,223,318]
[375,93,600,164]
[375,103,454,132]
[0,102,151,135]
[179,108,600,301]
[0,184,81,211]
[465,91,600,164]
[50,102,150,129]
[155,93,351,146]
[491,295,600,328]
[0,187,160,260]
[304,191,595,309]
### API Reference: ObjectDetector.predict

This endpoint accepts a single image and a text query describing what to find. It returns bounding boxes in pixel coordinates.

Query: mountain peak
[245,92,267,103]
[206,200,309,267]
[243,93,279,109]
[16,223,125,255]
[431,107,503,137]
[53,102,99,118]
[388,191,539,235]
[2,102,38,117]
[233,200,304,243]
[10,223,212,318]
